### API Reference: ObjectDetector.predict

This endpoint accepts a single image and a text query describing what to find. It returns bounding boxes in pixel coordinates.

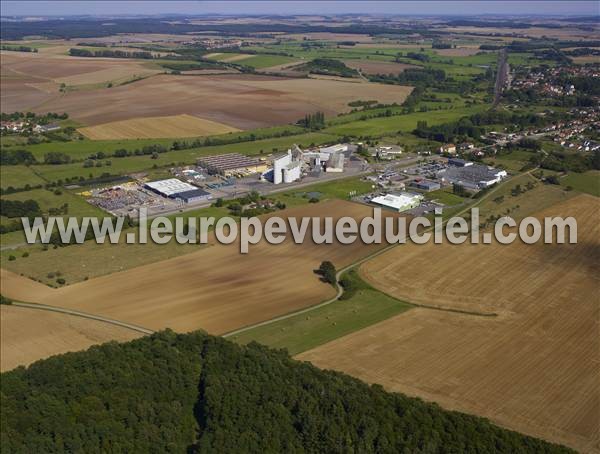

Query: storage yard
[299,194,599,453]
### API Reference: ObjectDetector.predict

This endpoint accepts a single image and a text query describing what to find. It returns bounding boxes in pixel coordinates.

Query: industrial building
[447,158,473,167]
[324,151,345,172]
[371,192,423,212]
[144,178,211,203]
[272,150,302,184]
[197,153,268,177]
[411,179,441,192]
[437,164,507,190]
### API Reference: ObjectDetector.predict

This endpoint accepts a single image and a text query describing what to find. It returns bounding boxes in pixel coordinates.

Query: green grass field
[2,188,104,219]
[1,166,47,189]
[425,188,467,206]
[21,125,307,161]
[241,54,300,69]
[561,170,600,197]
[324,105,487,137]
[229,269,413,355]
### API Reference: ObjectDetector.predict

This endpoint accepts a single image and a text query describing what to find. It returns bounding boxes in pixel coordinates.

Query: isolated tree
[318,261,337,286]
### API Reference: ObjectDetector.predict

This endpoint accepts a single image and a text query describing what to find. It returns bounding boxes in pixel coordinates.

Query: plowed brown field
[299,195,600,453]
[31,73,412,128]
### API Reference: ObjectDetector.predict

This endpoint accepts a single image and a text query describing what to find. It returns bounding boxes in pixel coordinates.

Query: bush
[8,255,16,261]
[56,278,66,285]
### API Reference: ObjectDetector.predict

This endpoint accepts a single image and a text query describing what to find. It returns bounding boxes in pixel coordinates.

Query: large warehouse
[371,192,423,212]
[437,163,507,190]
[144,178,212,203]
[197,153,268,177]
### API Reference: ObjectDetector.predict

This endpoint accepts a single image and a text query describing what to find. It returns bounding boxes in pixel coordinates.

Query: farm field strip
[78,114,240,140]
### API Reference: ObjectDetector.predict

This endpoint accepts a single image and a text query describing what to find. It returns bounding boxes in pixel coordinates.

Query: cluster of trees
[298,111,326,130]
[532,150,600,173]
[0,199,42,233]
[1,111,68,123]
[432,41,452,49]
[299,58,359,78]
[0,149,36,166]
[0,45,37,52]
[403,51,430,62]
[0,199,41,219]
[370,68,446,87]
[68,48,154,59]
[44,152,72,165]
[414,117,483,143]
[316,260,337,286]
[225,191,285,217]
[1,330,570,452]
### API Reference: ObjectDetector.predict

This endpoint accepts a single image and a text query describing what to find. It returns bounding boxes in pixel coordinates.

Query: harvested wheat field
[1,305,143,372]
[31,73,412,128]
[344,60,420,75]
[1,201,397,335]
[78,114,240,140]
[300,196,600,452]
[299,195,600,453]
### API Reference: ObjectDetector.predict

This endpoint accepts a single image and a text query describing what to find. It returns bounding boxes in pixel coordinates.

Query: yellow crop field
[78,114,240,139]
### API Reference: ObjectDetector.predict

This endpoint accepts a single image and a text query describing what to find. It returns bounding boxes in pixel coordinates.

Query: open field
[562,171,600,197]
[0,200,397,335]
[300,194,600,453]
[29,73,412,129]
[343,60,420,75]
[0,304,143,372]
[0,51,162,111]
[78,114,240,140]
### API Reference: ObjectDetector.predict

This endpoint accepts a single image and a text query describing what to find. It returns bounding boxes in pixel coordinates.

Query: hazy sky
[1,1,598,17]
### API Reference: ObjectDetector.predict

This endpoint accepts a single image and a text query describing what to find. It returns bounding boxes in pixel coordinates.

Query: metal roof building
[371,192,423,212]
[144,178,211,203]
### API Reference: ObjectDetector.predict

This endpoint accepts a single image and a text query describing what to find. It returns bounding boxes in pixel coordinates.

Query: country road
[9,301,155,335]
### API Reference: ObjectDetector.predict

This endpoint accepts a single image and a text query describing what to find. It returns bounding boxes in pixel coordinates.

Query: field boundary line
[9,301,155,335]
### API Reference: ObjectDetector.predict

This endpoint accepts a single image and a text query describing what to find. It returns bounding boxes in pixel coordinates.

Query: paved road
[493,48,509,108]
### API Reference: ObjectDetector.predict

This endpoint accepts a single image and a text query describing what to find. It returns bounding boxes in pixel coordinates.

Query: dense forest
[1,330,571,453]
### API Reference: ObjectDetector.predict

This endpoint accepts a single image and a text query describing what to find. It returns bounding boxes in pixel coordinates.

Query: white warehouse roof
[145,178,198,197]
[372,193,423,212]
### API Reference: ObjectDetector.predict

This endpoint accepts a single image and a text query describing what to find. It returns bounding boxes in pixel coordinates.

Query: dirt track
[299,195,600,453]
